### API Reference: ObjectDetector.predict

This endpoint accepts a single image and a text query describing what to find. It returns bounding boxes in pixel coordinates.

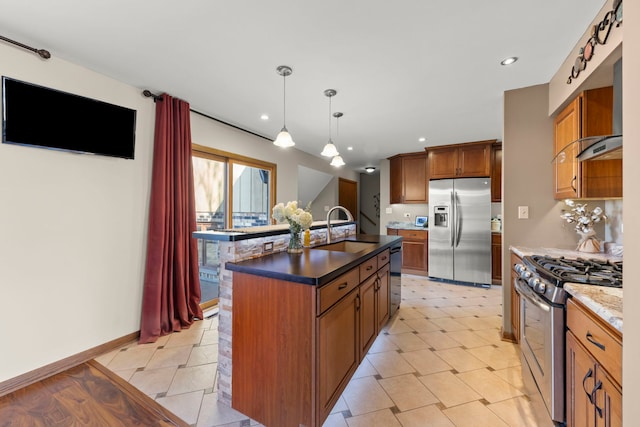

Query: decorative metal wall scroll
[567,0,622,84]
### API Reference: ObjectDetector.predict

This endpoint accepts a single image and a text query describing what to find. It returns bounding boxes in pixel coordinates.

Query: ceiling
[0,0,607,172]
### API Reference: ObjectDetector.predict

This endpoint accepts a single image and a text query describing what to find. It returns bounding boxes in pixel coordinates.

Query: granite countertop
[510,245,622,263]
[386,221,428,231]
[510,245,623,333]
[564,283,623,333]
[194,220,355,241]
[226,234,402,286]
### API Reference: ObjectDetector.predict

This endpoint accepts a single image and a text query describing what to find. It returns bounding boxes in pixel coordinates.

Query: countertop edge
[194,221,357,241]
[564,283,623,334]
[226,235,402,286]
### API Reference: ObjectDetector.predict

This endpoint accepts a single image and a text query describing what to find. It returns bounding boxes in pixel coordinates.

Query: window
[192,144,277,308]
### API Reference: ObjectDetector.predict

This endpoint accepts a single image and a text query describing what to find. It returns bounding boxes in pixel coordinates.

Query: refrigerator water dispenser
[433,206,449,227]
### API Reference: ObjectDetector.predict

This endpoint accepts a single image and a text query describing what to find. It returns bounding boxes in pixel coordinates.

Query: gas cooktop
[525,255,622,288]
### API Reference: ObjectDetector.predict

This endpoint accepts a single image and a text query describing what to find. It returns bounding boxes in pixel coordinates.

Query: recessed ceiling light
[418,137,426,142]
[500,57,518,66]
[260,114,269,120]
[347,146,353,151]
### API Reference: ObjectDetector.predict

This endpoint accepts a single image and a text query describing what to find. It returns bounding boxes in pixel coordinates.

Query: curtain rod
[142,89,272,142]
[0,34,51,59]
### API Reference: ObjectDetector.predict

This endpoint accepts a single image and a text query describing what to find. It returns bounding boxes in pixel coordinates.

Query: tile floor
[95,275,542,427]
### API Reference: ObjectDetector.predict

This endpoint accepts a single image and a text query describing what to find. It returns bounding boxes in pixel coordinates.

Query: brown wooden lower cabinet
[491,233,502,285]
[232,250,391,427]
[398,229,428,274]
[566,298,622,427]
[509,252,522,343]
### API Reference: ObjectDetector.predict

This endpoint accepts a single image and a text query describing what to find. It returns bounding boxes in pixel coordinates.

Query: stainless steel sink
[312,241,376,253]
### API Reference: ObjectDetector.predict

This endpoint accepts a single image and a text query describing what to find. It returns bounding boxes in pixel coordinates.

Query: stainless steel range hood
[577,58,623,161]
[576,134,622,161]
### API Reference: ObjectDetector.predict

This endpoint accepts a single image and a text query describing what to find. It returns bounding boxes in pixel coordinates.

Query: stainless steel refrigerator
[428,178,491,285]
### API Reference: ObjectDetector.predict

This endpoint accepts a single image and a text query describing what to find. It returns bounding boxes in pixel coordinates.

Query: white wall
[0,44,155,382]
[0,45,357,384]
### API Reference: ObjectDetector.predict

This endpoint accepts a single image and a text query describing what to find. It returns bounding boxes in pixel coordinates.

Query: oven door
[515,278,565,424]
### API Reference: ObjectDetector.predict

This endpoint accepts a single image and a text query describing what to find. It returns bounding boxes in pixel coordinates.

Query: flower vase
[576,229,601,253]
[288,229,303,254]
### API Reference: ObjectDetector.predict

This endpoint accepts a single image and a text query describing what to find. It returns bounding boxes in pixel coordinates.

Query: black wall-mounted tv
[2,76,137,159]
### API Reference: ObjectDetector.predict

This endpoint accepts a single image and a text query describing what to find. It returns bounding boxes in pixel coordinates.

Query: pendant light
[273,65,295,148]
[330,111,345,167]
[320,89,339,157]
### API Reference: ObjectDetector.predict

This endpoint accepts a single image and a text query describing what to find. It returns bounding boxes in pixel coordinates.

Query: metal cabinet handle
[571,176,577,193]
[586,332,606,351]
[582,367,594,403]
[355,294,361,310]
[366,265,373,271]
[592,380,603,418]
[338,283,348,290]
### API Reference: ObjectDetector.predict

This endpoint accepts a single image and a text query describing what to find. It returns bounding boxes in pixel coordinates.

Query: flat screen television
[2,76,137,159]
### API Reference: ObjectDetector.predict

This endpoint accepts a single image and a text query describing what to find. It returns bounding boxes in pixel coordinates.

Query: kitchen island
[193,220,358,409]
[226,235,401,427]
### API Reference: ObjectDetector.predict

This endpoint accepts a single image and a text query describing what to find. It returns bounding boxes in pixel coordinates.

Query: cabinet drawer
[398,229,427,240]
[359,257,378,280]
[377,249,390,267]
[567,298,622,385]
[318,268,360,315]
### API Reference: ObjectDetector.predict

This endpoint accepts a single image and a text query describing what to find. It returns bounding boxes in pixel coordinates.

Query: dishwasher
[389,242,402,317]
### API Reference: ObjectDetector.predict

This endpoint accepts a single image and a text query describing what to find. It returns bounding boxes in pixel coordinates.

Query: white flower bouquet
[272,201,313,233]
[560,199,606,252]
[560,199,606,233]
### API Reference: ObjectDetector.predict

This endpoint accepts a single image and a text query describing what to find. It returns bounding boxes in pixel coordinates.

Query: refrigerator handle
[449,191,455,247]
[454,191,462,248]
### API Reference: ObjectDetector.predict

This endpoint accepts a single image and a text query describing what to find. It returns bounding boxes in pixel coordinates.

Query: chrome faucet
[326,205,354,244]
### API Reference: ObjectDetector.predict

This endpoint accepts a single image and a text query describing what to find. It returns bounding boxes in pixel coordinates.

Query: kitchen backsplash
[605,199,623,244]
[382,202,503,231]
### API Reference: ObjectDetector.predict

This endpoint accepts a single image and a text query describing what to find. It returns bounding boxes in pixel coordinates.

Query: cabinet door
[428,147,458,179]
[594,366,622,427]
[402,240,427,271]
[377,263,390,330]
[458,143,491,177]
[566,331,597,427]
[491,144,502,202]
[510,253,522,342]
[389,156,403,204]
[402,155,428,203]
[318,287,360,420]
[359,275,377,357]
[491,233,502,283]
[553,97,580,200]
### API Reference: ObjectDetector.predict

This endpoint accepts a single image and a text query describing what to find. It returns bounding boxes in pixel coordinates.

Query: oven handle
[514,278,551,313]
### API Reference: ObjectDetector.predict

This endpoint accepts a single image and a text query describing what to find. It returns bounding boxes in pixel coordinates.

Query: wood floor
[0,360,188,426]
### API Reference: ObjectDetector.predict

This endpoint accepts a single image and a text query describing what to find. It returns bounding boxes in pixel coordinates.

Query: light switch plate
[385,207,393,214]
[518,206,529,219]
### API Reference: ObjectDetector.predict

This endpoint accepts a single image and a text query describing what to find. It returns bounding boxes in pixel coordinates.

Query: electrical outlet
[404,212,411,218]
[324,205,330,212]
[263,242,273,252]
[385,207,393,214]
[518,206,529,219]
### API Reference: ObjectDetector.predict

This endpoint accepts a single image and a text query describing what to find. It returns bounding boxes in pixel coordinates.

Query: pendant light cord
[282,73,287,128]
[328,95,332,139]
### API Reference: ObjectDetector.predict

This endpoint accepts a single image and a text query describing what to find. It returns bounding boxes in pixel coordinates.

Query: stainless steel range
[514,255,622,426]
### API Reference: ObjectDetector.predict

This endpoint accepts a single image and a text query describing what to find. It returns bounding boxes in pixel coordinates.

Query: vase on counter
[288,229,303,254]
[576,229,600,253]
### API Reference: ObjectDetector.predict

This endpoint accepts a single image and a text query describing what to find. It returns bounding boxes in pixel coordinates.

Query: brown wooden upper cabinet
[491,142,502,202]
[388,152,428,204]
[553,86,622,199]
[426,140,494,179]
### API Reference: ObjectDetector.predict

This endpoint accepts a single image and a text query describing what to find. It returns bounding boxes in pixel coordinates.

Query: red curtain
[139,94,203,344]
